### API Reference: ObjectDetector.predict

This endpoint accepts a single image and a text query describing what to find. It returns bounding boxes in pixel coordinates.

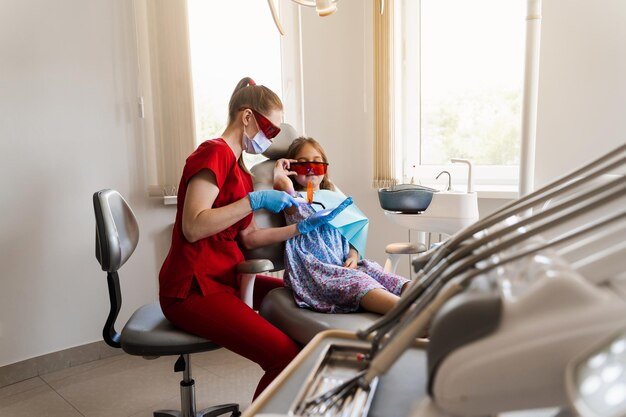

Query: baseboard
[0,341,123,389]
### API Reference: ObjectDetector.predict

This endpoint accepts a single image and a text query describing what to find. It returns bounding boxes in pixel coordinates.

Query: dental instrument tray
[289,343,379,417]
[378,184,438,213]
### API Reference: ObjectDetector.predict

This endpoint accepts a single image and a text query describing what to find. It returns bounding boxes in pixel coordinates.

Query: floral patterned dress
[284,204,410,313]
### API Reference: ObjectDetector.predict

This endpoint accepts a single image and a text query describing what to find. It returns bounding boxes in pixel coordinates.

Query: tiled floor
[0,349,566,417]
[0,349,263,417]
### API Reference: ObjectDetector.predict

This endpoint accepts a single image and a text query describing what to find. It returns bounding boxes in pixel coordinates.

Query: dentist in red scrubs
[159,77,302,399]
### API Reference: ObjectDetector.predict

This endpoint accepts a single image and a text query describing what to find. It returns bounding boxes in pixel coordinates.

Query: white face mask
[242,125,272,154]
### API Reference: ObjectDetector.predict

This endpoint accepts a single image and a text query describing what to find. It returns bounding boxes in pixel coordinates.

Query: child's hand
[274,159,298,178]
[273,159,299,199]
[343,253,358,269]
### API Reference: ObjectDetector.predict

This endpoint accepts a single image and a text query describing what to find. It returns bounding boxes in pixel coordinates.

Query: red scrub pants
[160,275,300,399]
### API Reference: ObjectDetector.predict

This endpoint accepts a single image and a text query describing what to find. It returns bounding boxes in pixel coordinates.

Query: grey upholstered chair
[238,124,384,346]
[93,189,240,417]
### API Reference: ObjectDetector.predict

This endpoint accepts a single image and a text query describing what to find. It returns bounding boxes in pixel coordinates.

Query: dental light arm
[267,0,387,36]
[266,0,284,35]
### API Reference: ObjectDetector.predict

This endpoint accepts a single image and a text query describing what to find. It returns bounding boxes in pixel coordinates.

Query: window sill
[164,196,177,206]
[474,185,518,200]
[421,184,519,200]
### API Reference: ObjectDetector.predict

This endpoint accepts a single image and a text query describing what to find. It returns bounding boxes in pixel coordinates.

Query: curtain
[372,0,397,188]
[135,0,196,197]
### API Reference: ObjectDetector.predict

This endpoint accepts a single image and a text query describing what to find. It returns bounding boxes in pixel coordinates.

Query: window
[394,0,526,189]
[135,0,303,198]
[187,0,284,166]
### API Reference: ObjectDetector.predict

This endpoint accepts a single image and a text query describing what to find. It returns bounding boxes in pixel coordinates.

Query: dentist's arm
[239,196,354,249]
[183,170,252,242]
[182,170,298,243]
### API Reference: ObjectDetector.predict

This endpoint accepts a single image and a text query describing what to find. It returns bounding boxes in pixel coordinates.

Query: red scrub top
[159,138,253,299]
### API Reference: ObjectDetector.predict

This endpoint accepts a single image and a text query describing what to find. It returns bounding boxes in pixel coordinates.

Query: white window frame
[392,0,526,196]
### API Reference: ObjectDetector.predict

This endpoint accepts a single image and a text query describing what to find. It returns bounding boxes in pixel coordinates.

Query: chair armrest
[236,259,275,274]
[237,259,275,308]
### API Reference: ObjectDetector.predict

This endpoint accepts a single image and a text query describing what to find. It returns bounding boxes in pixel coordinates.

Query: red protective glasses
[290,161,329,176]
[241,108,281,139]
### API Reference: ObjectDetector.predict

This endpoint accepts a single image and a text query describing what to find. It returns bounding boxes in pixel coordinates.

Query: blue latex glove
[298,197,354,234]
[248,190,299,213]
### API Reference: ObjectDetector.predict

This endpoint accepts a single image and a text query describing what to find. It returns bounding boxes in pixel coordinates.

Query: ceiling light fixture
[267,0,384,35]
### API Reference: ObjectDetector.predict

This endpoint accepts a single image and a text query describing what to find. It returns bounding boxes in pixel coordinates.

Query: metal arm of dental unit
[362,178,626,364]
[359,143,626,342]
[300,190,626,416]
[365,175,626,354]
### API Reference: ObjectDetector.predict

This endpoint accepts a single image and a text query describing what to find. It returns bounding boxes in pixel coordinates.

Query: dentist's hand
[297,197,353,234]
[248,190,299,213]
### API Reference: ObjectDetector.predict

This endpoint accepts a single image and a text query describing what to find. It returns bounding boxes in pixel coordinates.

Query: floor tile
[2,350,265,417]
[0,384,83,417]
[45,353,249,417]
[41,354,125,385]
[0,377,46,400]
[193,348,257,378]
[128,363,263,417]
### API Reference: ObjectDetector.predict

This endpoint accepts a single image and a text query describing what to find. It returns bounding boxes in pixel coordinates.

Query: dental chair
[93,189,240,417]
[238,123,390,345]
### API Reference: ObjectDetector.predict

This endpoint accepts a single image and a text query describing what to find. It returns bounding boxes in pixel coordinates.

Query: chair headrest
[262,123,299,160]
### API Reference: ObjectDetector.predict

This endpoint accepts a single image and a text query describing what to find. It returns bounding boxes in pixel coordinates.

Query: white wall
[0,0,174,367]
[535,0,626,187]
[2,0,624,368]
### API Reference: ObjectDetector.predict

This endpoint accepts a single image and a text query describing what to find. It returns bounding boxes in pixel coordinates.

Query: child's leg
[359,288,401,314]
[358,259,410,296]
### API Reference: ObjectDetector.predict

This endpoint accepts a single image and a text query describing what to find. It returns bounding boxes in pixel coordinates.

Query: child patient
[273,137,410,314]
